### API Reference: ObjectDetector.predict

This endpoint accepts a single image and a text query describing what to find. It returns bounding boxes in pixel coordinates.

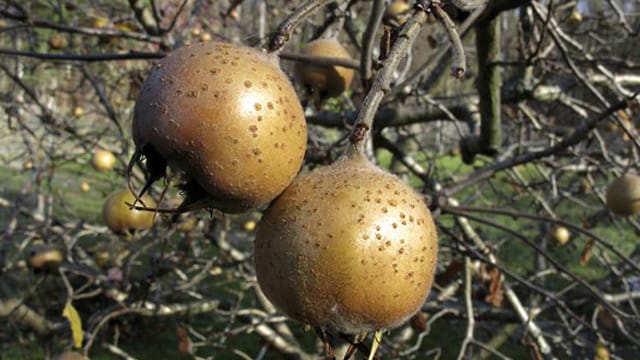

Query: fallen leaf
[62,301,83,349]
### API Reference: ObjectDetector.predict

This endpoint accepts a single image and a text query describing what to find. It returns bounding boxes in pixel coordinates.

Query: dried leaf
[580,239,596,266]
[62,301,83,349]
[484,266,504,308]
[176,324,192,355]
[435,258,464,285]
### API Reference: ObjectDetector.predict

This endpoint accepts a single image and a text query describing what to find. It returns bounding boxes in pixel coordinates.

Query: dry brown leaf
[580,239,596,266]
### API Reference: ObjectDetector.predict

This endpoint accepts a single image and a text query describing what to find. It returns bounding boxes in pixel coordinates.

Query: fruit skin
[255,153,438,334]
[550,226,570,245]
[133,42,307,213]
[92,150,116,171]
[606,174,640,216]
[294,38,354,98]
[28,244,64,271]
[102,190,156,233]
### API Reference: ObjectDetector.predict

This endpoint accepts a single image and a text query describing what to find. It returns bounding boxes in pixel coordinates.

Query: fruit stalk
[268,0,335,53]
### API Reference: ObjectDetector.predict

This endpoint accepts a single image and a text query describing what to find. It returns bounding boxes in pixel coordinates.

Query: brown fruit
[255,152,438,334]
[550,226,570,245]
[606,173,640,216]
[383,0,411,27]
[294,38,354,98]
[133,42,307,213]
[102,190,156,233]
[55,351,87,360]
[48,34,68,50]
[28,244,63,271]
[92,149,116,171]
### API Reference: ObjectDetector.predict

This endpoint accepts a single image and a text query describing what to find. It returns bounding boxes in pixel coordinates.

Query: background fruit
[294,38,354,98]
[605,173,640,216]
[102,190,156,233]
[73,106,85,117]
[81,182,90,192]
[48,34,68,49]
[550,225,570,245]
[383,0,411,27]
[28,243,63,271]
[133,42,307,213]
[92,149,116,171]
[255,153,438,334]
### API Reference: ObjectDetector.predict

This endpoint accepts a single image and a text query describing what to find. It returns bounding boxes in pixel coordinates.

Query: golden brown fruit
[133,42,307,213]
[606,173,640,216]
[102,190,156,233]
[48,34,68,50]
[92,149,116,171]
[550,226,570,245]
[55,351,88,360]
[255,152,438,334]
[294,38,354,98]
[383,0,411,27]
[28,244,64,271]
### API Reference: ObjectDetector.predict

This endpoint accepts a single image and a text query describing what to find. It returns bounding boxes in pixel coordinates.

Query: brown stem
[267,0,335,53]
[360,0,386,84]
[347,3,430,154]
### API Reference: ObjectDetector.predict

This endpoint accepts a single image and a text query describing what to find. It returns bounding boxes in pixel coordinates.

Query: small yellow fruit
[80,182,90,193]
[91,149,116,171]
[72,106,85,117]
[102,190,156,234]
[48,34,68,50]
[243,220,256,232]
[23,160,34,170]
[550,226,570,245]
[568,11,583,26]
[606,173,640,216]
[190,28,202,37]
[199,32,212,42]
[91,16,109,28]
[28,244,64,271]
